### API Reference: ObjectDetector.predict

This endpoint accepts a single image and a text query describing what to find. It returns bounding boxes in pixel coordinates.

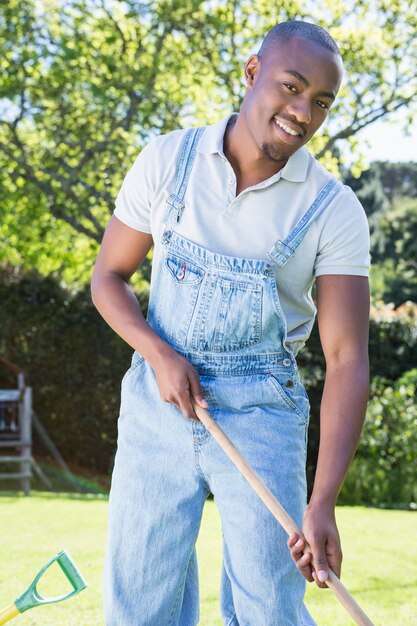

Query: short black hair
[257,20,342,59]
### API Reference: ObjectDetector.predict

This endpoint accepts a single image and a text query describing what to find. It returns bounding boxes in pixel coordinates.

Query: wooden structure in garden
[0,358,32,495]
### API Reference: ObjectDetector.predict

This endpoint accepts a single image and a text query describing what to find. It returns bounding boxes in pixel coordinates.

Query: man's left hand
[287,502,342,589]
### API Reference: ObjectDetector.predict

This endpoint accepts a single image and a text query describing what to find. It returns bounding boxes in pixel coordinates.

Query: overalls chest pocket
[155,251,205,347]
[192,273,263,352]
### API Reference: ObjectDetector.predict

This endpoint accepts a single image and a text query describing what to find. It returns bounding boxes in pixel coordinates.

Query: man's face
[242,36,343,162]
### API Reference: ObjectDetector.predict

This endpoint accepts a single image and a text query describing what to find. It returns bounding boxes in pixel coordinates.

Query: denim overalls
[104,127,342,625]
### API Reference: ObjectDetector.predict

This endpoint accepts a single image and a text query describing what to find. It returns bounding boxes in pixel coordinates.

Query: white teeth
[273,117,300,136]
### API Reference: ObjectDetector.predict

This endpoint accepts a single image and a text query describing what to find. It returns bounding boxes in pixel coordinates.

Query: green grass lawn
[0,493,415,625]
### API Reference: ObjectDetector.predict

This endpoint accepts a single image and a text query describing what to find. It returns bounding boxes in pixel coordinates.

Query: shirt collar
[197,112,310,183]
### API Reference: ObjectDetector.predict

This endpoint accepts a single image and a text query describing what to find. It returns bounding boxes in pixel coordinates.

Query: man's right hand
[149,345,208,421]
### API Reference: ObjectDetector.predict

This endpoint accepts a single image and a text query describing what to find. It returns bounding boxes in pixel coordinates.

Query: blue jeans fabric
[102,127,335,625]
[104,355,316,626]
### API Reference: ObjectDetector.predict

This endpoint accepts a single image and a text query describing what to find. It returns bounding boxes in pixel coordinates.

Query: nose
[286,97,312,125]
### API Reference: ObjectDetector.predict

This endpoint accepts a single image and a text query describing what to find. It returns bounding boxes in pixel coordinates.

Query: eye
[316,100,329,110]
[283,82,297,93]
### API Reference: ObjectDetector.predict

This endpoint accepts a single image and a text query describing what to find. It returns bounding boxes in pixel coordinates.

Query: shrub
[1,268,416,505]
[339,370,417,507]
[0,266,131,473]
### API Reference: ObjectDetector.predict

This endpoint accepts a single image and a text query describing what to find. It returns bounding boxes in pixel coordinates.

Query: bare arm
[91,215,207,419]
[310,274,370,506]
[91,215,157,356]
[288,274,370,587]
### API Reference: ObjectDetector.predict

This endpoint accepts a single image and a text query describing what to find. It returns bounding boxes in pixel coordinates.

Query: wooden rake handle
[193,402,375,626]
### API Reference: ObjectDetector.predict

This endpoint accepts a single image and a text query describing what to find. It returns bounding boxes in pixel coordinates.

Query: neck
[223,113,289,182]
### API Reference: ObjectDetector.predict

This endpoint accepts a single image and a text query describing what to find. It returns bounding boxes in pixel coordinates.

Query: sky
[357,115,417,164]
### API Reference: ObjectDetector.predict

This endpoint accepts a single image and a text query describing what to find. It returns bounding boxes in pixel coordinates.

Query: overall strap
[162,126,205,230]
[267,178,343,267]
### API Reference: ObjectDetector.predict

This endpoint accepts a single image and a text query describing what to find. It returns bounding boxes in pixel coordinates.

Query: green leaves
[1,0,416,285]
[340,369,417,507]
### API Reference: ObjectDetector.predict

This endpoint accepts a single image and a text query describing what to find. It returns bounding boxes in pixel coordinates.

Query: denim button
[177,261,186,280]
[285,380,294,388]
[283,358,292,367]
[262,263,273,277]
[162,227,173,244]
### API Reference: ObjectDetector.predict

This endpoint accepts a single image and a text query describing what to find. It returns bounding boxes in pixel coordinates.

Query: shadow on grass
[0,490,108,501]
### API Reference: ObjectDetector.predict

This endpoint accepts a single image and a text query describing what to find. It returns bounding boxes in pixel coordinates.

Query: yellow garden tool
[0,550,87,624]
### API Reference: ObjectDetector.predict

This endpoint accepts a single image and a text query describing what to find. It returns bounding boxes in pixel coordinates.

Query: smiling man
[92,20,370,626]
[224,29,342,190]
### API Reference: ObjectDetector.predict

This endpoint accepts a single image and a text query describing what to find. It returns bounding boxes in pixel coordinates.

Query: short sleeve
[113,137,157,233]
[314,185,371,277]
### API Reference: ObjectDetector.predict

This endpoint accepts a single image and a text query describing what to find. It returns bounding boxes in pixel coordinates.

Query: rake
[193,401,375,626]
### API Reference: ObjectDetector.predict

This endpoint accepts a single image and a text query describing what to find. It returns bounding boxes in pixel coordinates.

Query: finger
[286,534,314,584]
[289,536,306,559]
[332,556,342,580]
[189,374,208,408]
[287,532,301,548]
[312,570,328,589]
[288,542,312,570]
[178,389,199,421]
[312,566,328,589]
[294,536,305,552]
[310,539,329,587]
[294,551,314,583]
[290,542,306,561]
[327,543,343,580]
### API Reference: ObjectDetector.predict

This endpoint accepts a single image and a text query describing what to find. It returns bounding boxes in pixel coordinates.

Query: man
[91,20,370,626]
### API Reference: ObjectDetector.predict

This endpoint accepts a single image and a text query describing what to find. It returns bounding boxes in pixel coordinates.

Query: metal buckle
[166,194,185,222]
[275,240,294,259]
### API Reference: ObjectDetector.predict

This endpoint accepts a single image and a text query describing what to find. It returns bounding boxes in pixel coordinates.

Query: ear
[244,54,260,88]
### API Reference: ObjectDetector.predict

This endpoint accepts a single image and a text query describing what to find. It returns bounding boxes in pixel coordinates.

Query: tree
[370,196,417,304]
[1,0,416,285]
[344,161,417,218]
[342,161,417,304]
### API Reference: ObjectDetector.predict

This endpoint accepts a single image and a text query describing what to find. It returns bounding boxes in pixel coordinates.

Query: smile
[273,117,302,137]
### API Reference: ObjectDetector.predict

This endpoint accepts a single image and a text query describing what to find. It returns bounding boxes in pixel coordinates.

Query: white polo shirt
[114,112,370,355]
